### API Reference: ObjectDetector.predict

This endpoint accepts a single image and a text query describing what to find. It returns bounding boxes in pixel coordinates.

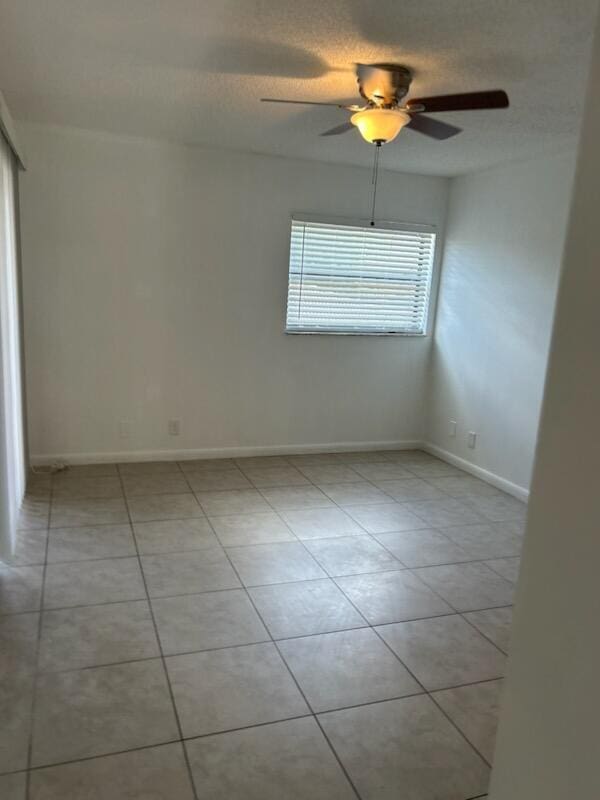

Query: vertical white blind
[286,218,436,334]
[0,133,26,559]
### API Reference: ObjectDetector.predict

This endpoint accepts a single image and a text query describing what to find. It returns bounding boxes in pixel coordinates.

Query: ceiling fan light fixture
[350,108,411,144]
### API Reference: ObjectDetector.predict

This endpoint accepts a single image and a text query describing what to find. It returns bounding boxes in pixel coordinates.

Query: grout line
[197,485,364,800]
[159,712,315,743]
[24,470,53,800]
[2,547,521,576]
[322,565,498,777]
[345,502,515,663]
[2,580,514,621]
[248,483,417,799]
[16,712,340,776]
[7,535,522,570]
[25,604,515,672]
[459,610,512,658]
[482,557,520,583]
[322,514,502,775]
[427,690,496,769]
[12,453,520,790]
[35,640,271,676]
[1,671,505,780]
[117,466,200,800]
[20,739,182,775]
[45,512,209,530]
[278,462,500,777]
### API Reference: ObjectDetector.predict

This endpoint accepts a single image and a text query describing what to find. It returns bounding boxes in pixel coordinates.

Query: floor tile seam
[115,462,187,477]
[327,569,434,699]
[25,738,184,774]
[200,507,364,800]
[302,467,466,544]
[48,509,210,528]
[427,689,495,769]
[265,626,364,799]
[290,471,415,575]
[43,551,156,566]
[320,580,498,782]
[332,559,497,773]
[44,535,249,564]
[27,454,506,792]
[255,487,375,540]
[346,535,483,616]
[215,531,362,547]
[254,478,398,587]
[20,575,370,616]
[247,467,514,653]
[21,460,500,792]
[323,545,508,769]
[21,705,355,777]
[24,471,53,800]
[481,559,519,583]
[208,511,302,548]
[30,611,514,677]
[369,537,521,570]
[5,581,516,619]
[47,519,133,530]
[404,564,512,620]
[458,611,512,658]
[51,493,127,502]
[3,668,504,779]
[342,528,507,772]
[118,466,200,800]
[35,641,271,677]
[1,534,523,571]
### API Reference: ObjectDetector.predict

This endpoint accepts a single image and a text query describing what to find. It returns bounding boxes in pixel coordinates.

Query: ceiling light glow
[351,108,411,144]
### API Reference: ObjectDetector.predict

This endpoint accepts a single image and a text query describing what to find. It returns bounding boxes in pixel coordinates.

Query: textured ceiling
[0,0,597,175]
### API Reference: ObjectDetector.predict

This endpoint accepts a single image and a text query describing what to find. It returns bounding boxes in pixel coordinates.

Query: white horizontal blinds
[286,219,436,334]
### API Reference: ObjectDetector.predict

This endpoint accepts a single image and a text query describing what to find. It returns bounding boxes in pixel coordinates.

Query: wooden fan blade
[261,98,350,108]
[406,114,462,140]
[320,121,354,137]
[407,90,509,113]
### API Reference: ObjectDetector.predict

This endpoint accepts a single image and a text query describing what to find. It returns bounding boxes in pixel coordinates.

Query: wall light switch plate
[168,419,181,436]
[467,431,477,449]
[449,420,457,437]
[119,420,131,439]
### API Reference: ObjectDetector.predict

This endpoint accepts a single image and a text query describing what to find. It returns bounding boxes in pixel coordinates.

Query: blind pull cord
[370,142,382,227]
[297,222,307,320]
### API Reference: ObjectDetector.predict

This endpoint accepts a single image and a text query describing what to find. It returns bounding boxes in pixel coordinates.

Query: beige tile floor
[0,450,526,799]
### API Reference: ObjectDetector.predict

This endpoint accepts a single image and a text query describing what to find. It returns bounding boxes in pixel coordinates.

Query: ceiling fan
[261,63,509,145]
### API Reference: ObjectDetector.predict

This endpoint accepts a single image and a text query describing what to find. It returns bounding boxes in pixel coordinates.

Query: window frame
[284,214,438,338]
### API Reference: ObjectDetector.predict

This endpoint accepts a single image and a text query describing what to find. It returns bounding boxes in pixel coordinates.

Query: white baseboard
[30,439,530,502]
[30,439,424,467]
[422,442,530,502]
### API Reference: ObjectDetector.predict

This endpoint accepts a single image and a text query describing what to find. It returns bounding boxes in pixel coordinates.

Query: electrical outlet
[467,431,477,449]
[119,420,131,439]
[168,419,181,436]
[449,420,457,437]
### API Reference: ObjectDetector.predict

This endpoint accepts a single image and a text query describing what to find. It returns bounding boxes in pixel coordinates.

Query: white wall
[426,153,576,495]
[490,15,599,797]
[18,124,449,462]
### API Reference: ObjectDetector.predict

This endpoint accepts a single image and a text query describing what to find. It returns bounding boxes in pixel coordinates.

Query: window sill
[285,330,428,338]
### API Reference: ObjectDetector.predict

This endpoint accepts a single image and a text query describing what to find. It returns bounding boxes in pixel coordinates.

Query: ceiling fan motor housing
[358,64,413,107]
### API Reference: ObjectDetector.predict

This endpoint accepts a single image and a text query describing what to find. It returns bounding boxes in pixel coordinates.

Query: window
[286,216,437,335]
